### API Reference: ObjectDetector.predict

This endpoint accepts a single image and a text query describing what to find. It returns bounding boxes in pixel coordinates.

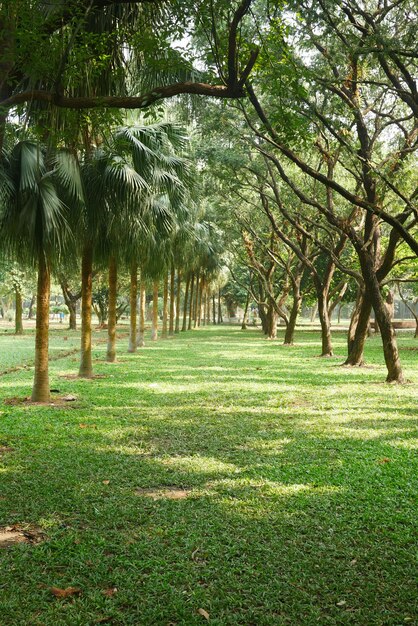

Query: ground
[0,324,417,625]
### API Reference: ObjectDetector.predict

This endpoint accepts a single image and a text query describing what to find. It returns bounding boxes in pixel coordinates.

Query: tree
[0,141,77,401]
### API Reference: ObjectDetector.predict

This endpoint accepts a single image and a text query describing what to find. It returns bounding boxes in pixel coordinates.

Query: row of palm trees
[0,122,223,402]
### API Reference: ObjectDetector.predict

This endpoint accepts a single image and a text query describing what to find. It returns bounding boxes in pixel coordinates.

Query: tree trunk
[265,302,278,339]
[217,289,223,324]
[197,276,204,327]
[212,294,216,324]
[175,271,181,334]
[317,290,333,356]
[106,255,117,362]
[169,264,175,336]
[27,294,35,319]
[15,288,23,335]
[79,243,94,378]
[241,292,250,330]
[151,280,159,340]
[344,290,370,366]
[193,270,200,328]
[359,250,404,382]
[68,302,77,330]
[128,260,137,353]
[31,253,51,402]
[162,273,169,338]
[188,273,195,330]
[284,291,301,345]
[181,273,190,332]
[137,281,146,347]
[310,303,318,322]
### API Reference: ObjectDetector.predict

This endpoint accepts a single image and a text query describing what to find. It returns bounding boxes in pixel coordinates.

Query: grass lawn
[0,325,416,625]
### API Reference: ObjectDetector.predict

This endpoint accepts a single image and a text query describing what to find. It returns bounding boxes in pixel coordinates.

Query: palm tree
[0,141,77,401]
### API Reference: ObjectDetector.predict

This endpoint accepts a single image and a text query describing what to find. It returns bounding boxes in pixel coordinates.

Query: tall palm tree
[0,141,78,401]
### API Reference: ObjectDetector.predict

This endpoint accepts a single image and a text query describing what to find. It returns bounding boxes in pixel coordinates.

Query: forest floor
[0,325,417,625]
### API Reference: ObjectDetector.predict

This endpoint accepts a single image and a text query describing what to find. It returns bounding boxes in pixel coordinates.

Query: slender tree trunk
[106,256,117,363]
[79,243,94,378]
[193,270,200,328]
[162,273,169,338]
[27,294,35,319]
[202,286,208,326]
[317,290,333,356]
[68,302,77,330]
[31,253,51,402]
[266,303,278,339]
[212,294,216,324]
[128,260,138,353]
[169,263,175,336]
[188,273,195,330]
[137,281,146,347]
[206,288,211,325]
[241,292,250,330]
[284,290,301,345]
[151,280,159,341]
[310,304,318,322]
[359,251,404,382]
[182,273,190,332]
[15,289,23,335]
[175,271,181,334]
[197,276,204,327]
[217,289,223,324]
[344,290,371,366]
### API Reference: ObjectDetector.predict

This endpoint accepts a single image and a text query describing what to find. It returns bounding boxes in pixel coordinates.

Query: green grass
[0,325,417,625]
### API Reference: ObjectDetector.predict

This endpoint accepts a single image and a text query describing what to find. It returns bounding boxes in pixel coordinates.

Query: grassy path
[0,326,417,625]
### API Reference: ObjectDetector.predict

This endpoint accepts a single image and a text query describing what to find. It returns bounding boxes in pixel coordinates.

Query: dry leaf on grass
[50,586,82,598]
[102,480,110,485]
[102,587,117,597]
[198,608,210,620]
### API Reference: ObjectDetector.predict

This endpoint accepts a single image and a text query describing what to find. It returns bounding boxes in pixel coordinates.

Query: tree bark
[193,270,200,328]
[162,273,169,338]
[128,260,137,353]
[212,294,216,324]
[106,255,117,362]
[345,290,371,366]
[137,281,146,347]
[188,273,195,330]
[31,252,51,402]
[217,289,223,324]
[359,250,404,382]
[79,243,94,378]
[15,288,23,335]
[197,275,204,327]
[169,264,175,336]
[27,294,35,319]
[265,302,278,339]
[151,280,159,340]
[181,273,190,332]
[317,290,333,356]
[284,289,301,345]
[175,271,181,333]
[241,292,250,330]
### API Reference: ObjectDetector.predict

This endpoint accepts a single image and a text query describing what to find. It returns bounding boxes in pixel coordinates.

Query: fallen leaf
[63,395,77,402]
[336,600,346,607]
[102,587,117,597]
[350,559,357,565]
[79,424,88,429]
[378,457,391,464]
[50,586,81,598]
[198,608,210,620]
[102,480,110,485]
